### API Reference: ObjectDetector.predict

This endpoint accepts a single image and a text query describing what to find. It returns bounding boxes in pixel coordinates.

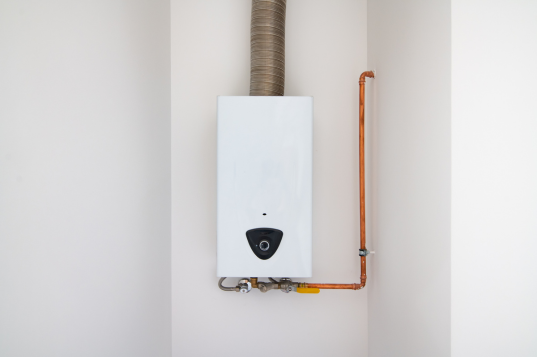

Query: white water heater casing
[217,96,313,278]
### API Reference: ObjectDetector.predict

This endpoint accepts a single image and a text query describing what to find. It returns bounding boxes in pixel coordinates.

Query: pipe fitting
[238,278,252,293]
[258,282,279,293]
[279,278,293,293]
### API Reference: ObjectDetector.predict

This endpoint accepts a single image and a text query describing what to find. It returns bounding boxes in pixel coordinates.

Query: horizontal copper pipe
[305,283,361,290]
[301,71,374,291]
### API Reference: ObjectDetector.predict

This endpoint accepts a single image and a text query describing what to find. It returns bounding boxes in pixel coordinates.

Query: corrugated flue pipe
[249,0,286,96]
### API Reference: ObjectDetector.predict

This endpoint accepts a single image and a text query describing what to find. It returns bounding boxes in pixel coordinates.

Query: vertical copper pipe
[305,71,374,290]
[359,70,374,288]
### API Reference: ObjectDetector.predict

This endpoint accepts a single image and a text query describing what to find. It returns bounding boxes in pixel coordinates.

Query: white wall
[7,2,536,355]
[171,1,368,356]
[0,2,171,357]
[452,1,537,356]
[367,1,451,356]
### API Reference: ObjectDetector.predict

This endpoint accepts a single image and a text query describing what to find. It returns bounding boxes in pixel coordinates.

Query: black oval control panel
[246,228,283,260]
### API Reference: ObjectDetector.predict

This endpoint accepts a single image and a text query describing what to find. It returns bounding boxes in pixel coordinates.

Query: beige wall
[367,0,452,356]
[171,1,368,356]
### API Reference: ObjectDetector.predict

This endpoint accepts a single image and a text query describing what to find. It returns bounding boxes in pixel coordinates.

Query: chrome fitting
[238,278,252,294]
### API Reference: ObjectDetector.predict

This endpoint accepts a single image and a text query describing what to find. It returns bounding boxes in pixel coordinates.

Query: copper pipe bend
[305,71,375,290]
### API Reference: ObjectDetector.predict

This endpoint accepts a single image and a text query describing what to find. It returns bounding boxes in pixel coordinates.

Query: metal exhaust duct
[249,0,286,96]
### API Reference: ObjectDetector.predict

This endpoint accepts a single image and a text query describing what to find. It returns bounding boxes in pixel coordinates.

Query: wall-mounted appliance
[217,0,373,294]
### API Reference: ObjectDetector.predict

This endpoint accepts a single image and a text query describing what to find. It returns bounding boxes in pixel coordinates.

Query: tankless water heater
[217,96,313,278]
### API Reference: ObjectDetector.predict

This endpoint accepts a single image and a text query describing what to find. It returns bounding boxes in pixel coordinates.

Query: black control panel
[246,228,283,260]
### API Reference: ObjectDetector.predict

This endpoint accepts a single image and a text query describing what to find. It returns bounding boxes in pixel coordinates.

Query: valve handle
[296,287,320,294]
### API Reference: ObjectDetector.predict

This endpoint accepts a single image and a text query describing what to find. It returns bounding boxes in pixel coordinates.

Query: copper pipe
[305,283,361,290]
[359,71,374,251]
[304,71,375,290]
